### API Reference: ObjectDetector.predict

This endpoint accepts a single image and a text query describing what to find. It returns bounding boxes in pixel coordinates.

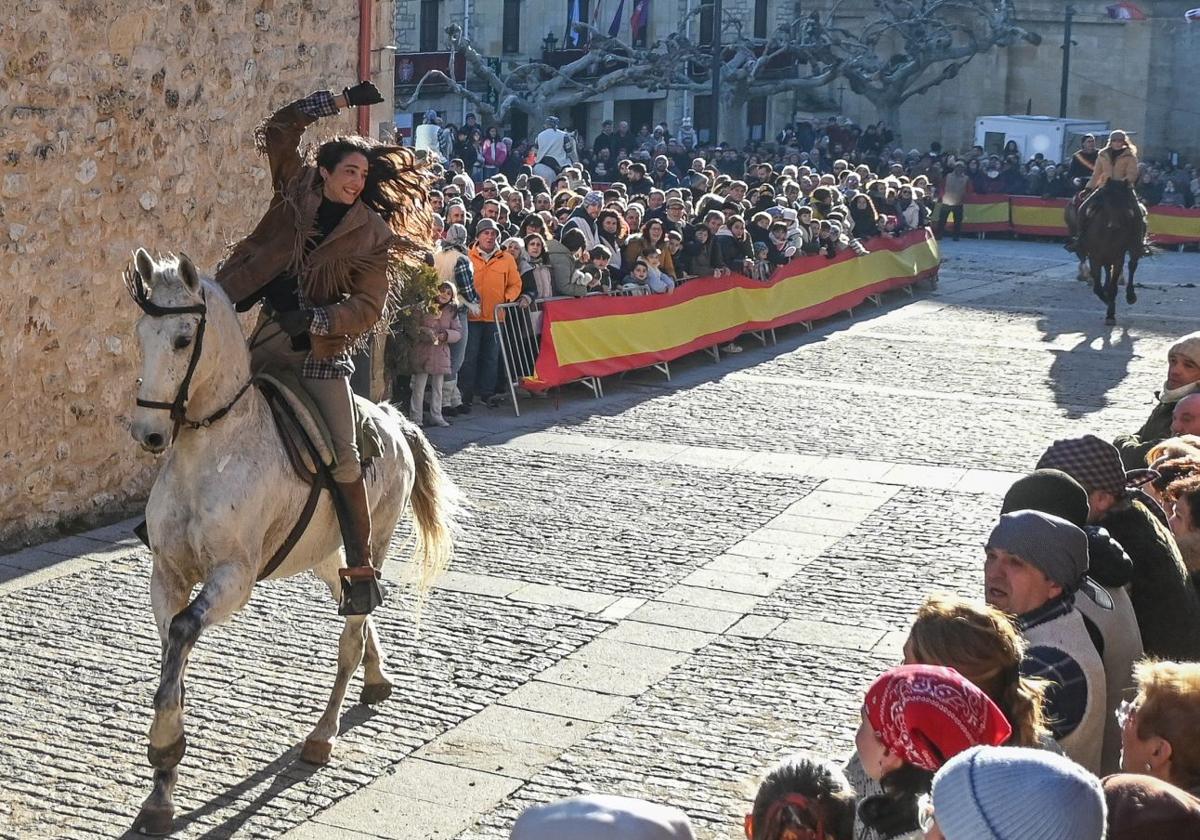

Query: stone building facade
[394,0,1199,159]
[0,0,394,547]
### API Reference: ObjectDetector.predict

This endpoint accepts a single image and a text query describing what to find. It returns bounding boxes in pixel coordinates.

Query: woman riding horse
[216,82,433,615]
[1069,129,1145,253]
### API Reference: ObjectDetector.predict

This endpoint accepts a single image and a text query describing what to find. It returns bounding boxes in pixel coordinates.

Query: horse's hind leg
[301,613,368,765]
[1105,264,1118,325]
[136,562,253,835]
[1127,255,1139,305]
[359,619,394,705]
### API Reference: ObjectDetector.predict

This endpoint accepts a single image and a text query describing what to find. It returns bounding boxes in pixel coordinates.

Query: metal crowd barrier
[495,296,604,417]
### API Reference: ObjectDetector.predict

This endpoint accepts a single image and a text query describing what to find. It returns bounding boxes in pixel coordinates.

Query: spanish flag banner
[1010,196,1071,236]
[957,194,1011,233]
[523,229,940,389]
[1147,205,1200,244]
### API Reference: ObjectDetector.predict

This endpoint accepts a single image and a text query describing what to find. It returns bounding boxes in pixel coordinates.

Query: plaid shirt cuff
[297,90,339,119]
[454,259,480,303]
[308,307,331,335]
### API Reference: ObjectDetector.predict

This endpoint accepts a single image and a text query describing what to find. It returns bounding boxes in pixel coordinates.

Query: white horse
[124,249,457,835]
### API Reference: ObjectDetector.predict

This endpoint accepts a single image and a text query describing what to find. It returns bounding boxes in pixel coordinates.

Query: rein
[125,266,253,443]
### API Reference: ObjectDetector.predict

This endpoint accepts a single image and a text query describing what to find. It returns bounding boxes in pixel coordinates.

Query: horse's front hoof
[133,805,175,836]
[1105,315,1117,326]
[300,737,334,766]
[360,681,394,705]
[1127,288,1137,305]
[147,734,187,770]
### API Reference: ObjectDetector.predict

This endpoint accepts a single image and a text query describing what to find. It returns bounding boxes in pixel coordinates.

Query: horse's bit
[124,265,252,443]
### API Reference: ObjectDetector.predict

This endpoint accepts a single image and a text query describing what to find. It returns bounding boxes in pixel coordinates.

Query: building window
[753,0,768,39]
[502,0,522,54]
[419,0,441,52]
[748,96,767,141]
[693,95,713,145]
[698,2,714,48]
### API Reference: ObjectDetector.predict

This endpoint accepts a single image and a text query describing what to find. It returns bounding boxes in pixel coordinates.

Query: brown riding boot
[333,475,385,615]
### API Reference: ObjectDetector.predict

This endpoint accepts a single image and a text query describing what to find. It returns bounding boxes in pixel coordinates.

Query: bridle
[124,263,253,443]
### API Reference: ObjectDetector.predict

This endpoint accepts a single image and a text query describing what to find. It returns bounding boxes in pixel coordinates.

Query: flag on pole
[1186,7,1200,21]
[1106,2,1147,20]
[564,0,584,47]
[608,0,626,38]
[630,0,650,42]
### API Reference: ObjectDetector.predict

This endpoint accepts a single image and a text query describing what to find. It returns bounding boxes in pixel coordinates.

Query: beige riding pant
[251,322,362,483]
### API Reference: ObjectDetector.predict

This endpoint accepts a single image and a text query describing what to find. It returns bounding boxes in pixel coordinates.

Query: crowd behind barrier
[400,112,1200,840]
[499,229,938,402]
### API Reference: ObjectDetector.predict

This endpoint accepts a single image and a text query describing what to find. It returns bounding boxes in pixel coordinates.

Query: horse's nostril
[145,433,165,449]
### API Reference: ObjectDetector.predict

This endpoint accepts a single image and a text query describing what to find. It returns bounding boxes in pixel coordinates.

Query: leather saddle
[255,369,383,486]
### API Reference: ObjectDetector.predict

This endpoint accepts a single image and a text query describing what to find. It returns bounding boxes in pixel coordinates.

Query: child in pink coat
[410,282,462,427]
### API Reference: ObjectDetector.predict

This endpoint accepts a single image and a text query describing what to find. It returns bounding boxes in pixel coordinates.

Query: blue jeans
[458,320,499,404]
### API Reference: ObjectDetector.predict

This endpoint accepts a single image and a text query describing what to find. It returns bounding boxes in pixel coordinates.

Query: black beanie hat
[1000,469,1089,528]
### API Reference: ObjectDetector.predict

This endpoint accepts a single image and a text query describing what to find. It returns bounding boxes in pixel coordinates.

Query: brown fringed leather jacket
[216,97,398,360]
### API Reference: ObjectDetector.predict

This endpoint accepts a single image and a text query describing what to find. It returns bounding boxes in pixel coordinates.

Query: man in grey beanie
[985,510,1106,773]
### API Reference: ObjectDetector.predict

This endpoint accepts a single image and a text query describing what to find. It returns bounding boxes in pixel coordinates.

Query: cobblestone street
[3,239,1199,839]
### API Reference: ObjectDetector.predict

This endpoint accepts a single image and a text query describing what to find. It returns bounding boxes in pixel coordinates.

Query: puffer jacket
[216,95,399,360]
[1087,147,1139,190]
[467,245,522,321]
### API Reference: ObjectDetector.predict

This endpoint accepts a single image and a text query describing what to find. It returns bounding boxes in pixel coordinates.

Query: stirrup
[338,566,385,616]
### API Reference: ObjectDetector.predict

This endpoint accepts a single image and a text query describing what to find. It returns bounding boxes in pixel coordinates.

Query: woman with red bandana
[852,665,1012,839]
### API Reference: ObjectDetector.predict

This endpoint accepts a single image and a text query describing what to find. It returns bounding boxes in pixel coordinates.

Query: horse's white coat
[126,250,452,833]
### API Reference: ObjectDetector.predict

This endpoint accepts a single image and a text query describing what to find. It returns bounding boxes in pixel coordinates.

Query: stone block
[770,619,886,652]
[600,620,715,652]
[500,681,634,723]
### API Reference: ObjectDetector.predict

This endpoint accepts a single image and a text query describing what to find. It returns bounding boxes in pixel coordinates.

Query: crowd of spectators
[502,331,1200,839]
[425,112,1200,210]
[406,114,947,421]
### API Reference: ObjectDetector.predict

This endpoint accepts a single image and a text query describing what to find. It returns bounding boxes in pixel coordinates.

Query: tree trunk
[876,98,902,146]
[720,93,749,149]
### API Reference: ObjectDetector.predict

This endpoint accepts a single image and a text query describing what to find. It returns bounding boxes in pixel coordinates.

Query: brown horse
[1076,181,1143,325]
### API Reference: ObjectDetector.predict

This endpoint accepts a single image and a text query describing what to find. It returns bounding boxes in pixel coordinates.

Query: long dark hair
[314,137,435,257]
[857,764,932,838]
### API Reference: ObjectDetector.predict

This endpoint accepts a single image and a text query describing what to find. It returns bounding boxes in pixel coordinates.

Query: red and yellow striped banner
[1010,196,1071,236]
[1148,205,1200,244]
[955,194,1011,232]
[524,229,940,389]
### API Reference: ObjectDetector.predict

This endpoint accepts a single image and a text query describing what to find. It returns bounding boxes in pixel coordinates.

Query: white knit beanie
[931,746,1106,840]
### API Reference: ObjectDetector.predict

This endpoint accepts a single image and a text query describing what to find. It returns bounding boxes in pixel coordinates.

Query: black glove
[343,81,383,107]
[276,308,313,338]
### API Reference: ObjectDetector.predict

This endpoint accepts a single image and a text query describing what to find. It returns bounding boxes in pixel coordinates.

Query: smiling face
[319,152,368,205]
[984,546,1061,616]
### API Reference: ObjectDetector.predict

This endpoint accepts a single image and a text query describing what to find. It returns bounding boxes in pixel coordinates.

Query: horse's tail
[390,408,461,597]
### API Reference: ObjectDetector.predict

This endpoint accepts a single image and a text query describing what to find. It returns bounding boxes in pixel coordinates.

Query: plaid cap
[1035,434,1157,497]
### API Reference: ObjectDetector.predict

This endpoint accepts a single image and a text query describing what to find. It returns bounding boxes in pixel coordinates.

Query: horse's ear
[134,248,156,287]
[177,253,200,294]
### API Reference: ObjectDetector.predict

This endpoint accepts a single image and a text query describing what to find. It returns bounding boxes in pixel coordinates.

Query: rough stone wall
[0,0,364,548]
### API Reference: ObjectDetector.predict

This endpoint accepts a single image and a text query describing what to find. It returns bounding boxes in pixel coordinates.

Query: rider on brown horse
[1067,130,1147,254]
